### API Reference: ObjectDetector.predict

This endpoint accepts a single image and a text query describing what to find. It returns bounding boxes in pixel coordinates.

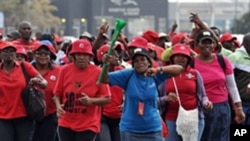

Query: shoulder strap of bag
[190,55,226,71]
[190,57,195,68]
[172,77,182,106]
[217,54,226,72]
[20,63,30,84]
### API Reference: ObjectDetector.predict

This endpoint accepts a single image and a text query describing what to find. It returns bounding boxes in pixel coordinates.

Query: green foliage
[0,0,61,31]
[231,11,250,34]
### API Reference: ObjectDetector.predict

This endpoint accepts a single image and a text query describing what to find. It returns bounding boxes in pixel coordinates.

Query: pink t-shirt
[194,55,233,103]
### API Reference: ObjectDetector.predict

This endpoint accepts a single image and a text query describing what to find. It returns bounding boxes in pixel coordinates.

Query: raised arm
[145,64,184,77]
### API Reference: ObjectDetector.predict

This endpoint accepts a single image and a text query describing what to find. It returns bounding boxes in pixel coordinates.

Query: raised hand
[99,22,109,35]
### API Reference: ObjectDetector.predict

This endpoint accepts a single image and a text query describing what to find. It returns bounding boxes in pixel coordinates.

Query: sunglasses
[35,51,51,55]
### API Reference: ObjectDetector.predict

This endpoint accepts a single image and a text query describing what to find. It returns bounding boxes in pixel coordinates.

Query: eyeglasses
[35,51,51,55]
[1,47,16,53]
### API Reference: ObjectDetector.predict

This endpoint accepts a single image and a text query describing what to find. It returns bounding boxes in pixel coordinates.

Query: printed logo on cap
[134,48,142,53]
[50,75,56,81]
[180,46,186,50]
[79,43,84,48]
[202,31,211,36]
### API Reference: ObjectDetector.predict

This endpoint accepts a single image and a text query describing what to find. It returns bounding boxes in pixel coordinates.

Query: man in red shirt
[13,21,40,62]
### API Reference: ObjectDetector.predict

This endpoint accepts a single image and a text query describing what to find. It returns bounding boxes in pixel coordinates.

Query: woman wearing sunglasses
[31,40,60,141]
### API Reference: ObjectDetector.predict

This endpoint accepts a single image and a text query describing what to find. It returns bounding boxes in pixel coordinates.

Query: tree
[231,11,250,34]
[0,0,61,32]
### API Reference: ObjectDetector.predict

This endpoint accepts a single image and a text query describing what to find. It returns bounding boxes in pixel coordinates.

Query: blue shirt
[108,69,169,133]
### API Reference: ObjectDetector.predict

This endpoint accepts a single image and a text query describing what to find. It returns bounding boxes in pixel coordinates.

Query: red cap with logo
[70,39,94,56]
[96,41,125,62]
[170,43,191,61]
[128,36,148,50]
[97,44,109,62]
[220,33,237,43]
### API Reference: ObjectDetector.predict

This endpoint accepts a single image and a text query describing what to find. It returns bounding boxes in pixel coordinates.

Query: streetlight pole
[234,0,238,33]
[176,0,180,33]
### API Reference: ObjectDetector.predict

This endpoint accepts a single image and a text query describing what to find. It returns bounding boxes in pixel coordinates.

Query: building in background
[52,0,168,39]
[0,11,4,35]
[52,0,249,38]
[169,0,250,33]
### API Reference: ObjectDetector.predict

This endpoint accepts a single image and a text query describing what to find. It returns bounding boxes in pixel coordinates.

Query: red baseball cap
[34,40,57,60]
[114,41,125,51]
[128,36,148,50]
[220,33,237,43]
[53,33,63,43]
[233,40,241,47]
[96,42,125,62]
[97,44,109,62]
[16,45,27,55]
[15,45,27,59]
[70,39,94,56]
[170,43,191,61]
[147,43,164,61]
[171,32,193,46]
[0,41,16,51]
[142,30,159,44]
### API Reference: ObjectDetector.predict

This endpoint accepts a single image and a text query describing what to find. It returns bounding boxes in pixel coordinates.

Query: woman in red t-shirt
[163,43,212,141]
[0,41,47,141]
[53,39,111,141]
[95,44,124,141]
[31,41,60,141]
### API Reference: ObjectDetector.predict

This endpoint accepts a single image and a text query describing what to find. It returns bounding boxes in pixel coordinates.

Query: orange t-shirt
[0,61,39,119]
[53,63,111,132]
[36,65,61,116]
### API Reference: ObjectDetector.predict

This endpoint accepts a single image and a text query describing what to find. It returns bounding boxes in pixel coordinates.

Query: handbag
[21,63,46,121]
[172,77,199,141]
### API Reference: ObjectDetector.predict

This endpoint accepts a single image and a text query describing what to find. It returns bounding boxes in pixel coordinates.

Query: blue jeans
[201,101,231,141]
[165,118,204,141]
[32,112,58,141]
[96,115,121,141]
[120,131,162,141]
[0,116,34,141]
[243,105,250,125]
[58,126,97,141]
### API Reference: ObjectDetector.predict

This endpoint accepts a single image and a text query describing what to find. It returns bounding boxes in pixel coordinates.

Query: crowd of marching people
[0,12,249,141]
